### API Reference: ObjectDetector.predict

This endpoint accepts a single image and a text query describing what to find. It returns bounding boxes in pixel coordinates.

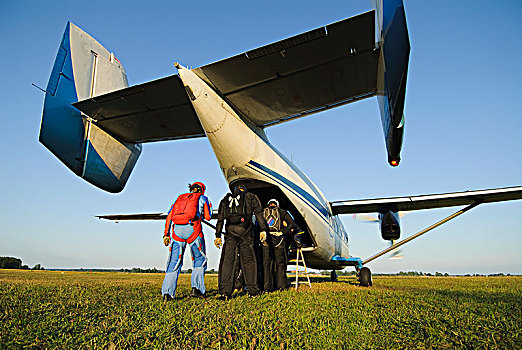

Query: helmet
[189,182,206,194]
[267,199,279,207]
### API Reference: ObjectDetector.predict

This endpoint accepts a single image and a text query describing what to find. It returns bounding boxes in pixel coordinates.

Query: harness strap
[274,237,285,248]
[171,230,185,243]
[171,221,202,244]
[186,221,202,244]
[228,195,241,208]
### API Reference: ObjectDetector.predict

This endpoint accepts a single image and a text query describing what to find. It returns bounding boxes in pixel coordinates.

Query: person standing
[214,184,268,299]
[162,182,212,302]
[261,199,300,291]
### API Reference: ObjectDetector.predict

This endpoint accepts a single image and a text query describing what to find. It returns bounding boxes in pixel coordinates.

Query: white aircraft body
[175,63,350,270]
[38,0,522,285]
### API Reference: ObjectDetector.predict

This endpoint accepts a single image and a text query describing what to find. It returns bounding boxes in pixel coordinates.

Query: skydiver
[162,182,212,302]
[214,184,268,299]
[261,199,301,291]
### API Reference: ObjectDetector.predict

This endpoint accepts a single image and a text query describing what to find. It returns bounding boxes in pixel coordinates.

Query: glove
[163,236,171,247]
[294,232,303,248]
[214,237,222,249]
[259,231,267,243]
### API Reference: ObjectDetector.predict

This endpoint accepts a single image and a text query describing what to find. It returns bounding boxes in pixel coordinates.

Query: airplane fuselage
[177,65,352,269]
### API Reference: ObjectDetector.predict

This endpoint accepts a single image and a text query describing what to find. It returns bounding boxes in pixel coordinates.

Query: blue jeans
[162,224,207,297]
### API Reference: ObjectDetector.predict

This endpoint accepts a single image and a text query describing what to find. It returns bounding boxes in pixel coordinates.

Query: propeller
[353,214,405,260]
[388,240,404,260]
[352,213,379,222]
[353,212,406,222]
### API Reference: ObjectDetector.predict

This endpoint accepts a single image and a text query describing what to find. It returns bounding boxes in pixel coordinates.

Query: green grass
[1,270,520,349]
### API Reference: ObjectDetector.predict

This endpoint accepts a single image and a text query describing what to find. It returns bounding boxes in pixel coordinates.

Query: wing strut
[363,202,480,265]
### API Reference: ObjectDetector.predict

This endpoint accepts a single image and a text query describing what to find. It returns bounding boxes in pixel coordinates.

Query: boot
[190,287,205,299]
[217,294,230,301]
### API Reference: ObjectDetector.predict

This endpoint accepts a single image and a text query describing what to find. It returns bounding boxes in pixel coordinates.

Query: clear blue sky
[1,0,521,274]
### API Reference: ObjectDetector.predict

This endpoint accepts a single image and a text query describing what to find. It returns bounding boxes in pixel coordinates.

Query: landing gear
[358,267,372,287]
[330,270,337,282]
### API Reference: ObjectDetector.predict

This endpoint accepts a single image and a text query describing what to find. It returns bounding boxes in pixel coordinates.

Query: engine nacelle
[379,210,400,240]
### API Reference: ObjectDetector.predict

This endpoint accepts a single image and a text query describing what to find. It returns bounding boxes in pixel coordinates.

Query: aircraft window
[336,217,348,243]
[334,217,343,237]
[342,228,348,243]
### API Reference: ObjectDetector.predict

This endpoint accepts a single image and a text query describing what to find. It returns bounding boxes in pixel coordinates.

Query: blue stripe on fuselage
[255,135,327,204]
[247,160,329,220]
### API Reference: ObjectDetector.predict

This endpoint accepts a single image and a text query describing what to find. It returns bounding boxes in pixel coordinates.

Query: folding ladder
[288,248,312,290]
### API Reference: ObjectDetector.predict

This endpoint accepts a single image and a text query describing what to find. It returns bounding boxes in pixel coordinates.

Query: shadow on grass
[300,275,360,285]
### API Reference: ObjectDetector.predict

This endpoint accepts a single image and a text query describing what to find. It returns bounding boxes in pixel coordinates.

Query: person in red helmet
[162,182,212,301]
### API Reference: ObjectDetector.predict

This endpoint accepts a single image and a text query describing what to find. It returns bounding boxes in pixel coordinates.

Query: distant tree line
[317,269,515,277]
[2,257,514,277]
[0,257,44,270]
[378,271,513,277]
[120,267,163,273]
[397,271,449,276]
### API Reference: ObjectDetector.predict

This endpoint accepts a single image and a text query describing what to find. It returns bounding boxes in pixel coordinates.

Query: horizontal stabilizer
[194,10,378,127]
[331,186,522,214]
[75,10,379,135]
[73,75,203,143]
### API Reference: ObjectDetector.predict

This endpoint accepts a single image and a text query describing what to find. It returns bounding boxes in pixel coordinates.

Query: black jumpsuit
[215,190,268,296]
[262,207,297,291]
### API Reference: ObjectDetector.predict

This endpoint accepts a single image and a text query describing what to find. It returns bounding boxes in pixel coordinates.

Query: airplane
[38,0,522,286]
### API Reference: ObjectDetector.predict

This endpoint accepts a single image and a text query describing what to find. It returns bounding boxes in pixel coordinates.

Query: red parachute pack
[170,192,202,225]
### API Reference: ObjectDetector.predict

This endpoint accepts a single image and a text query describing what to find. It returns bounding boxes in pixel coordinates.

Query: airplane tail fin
[39,22,141,193]
[373,0,410,166]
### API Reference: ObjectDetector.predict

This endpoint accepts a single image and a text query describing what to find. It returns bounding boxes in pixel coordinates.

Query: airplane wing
[96,210,218,221]
[330,186,522,215]
[72,10,378,142]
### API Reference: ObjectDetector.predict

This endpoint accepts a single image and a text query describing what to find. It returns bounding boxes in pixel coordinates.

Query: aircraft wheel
[359,267,372,287]
[330,270,337,282]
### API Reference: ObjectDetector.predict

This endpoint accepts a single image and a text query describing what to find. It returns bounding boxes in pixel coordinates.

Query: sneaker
[163,294,173,303]
[190,287,205,299]
[217,294,230,301]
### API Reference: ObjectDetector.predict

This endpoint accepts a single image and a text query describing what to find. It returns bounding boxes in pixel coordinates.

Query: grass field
[1,270,520,349]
